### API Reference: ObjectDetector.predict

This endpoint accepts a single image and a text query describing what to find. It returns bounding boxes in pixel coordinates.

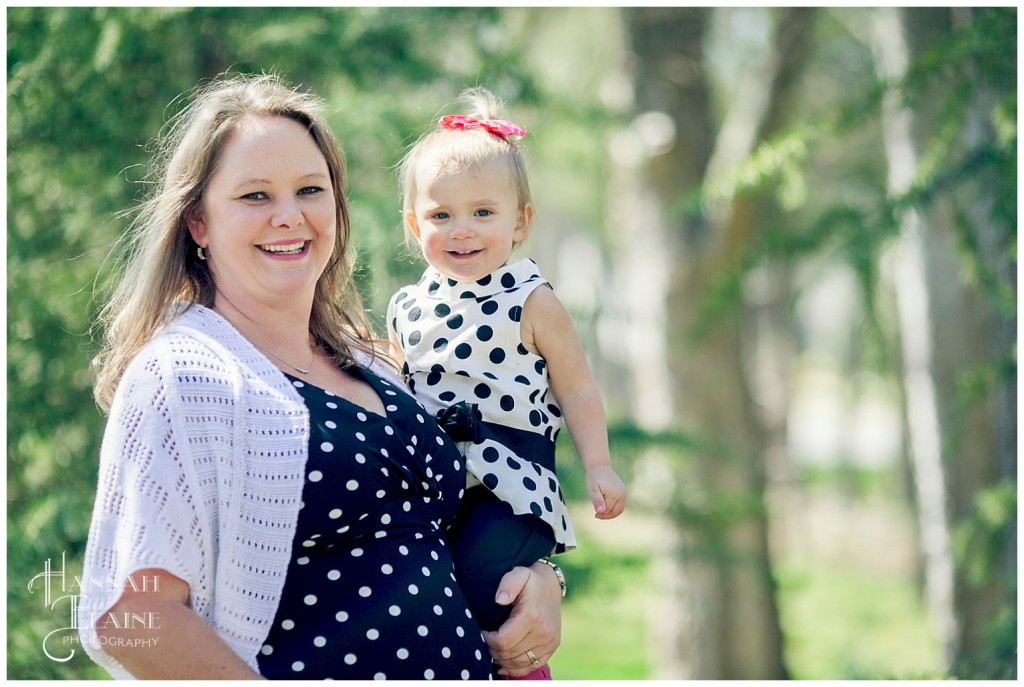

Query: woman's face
[188,115,336,313]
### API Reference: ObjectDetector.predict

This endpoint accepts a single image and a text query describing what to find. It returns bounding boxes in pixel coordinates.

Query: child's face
[406,157,533,283]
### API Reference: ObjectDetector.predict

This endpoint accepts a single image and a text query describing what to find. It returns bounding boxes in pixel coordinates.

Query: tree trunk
[620,7,814,678]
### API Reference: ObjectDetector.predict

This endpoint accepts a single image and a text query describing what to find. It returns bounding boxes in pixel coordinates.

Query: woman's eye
[240,191,269,201]
[299,186,325,196]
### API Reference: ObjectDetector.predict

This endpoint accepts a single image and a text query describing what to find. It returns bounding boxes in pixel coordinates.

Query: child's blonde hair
[399,87,532,245]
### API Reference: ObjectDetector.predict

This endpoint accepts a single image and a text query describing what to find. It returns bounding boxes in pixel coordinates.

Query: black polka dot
[434,303,451,317]
[476,325,493,341]
[460,291,476,299]
[394,291,409,303]
[408,331,421,346]
[482,447,500,463]
[426,370,442,386]
[501,272,516,289]
[446,314,464,330]
[500,395,515,412]
[439,391,456,402]
[473,383,491,399]
[489,348,506,364]
[517,344,530,356]
[432,338,448,353]
[514,375,530,385]
[483,474,499,490]
[534,360,546,374]
[508,306,522,322]
[531,503,543,516]
[428,281,441,295]
[477,275,492,286]
[548,404,561,417]
[523,477,537,491]
[481,300,499,316]
[409,307,422,321]
[455,343,473,360]
[529,410,542,427]
[505,456,520,470]
[544,497,553,512]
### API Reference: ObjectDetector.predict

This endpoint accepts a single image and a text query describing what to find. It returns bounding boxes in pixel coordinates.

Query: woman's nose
[272,199,304,228]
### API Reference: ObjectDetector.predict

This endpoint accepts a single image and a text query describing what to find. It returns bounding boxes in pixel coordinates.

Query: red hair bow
[438,114,527,141]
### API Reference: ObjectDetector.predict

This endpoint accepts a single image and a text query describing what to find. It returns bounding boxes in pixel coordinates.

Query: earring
[197,245,207,261]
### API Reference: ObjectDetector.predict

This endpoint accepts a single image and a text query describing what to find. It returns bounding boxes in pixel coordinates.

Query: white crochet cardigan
[78,303,397,678]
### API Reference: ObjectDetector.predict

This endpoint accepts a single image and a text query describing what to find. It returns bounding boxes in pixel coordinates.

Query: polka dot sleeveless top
[256,367,492,680]
[389,259,577,552]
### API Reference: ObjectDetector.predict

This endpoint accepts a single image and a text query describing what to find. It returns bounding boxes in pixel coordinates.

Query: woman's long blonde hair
[93,72,379,412]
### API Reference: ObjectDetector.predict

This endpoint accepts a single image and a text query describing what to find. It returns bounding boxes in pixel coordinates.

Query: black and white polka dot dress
[388,259,576,553]
[256,367,492,680]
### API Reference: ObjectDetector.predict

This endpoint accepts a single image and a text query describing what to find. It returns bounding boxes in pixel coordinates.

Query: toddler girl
[387,87,626,678]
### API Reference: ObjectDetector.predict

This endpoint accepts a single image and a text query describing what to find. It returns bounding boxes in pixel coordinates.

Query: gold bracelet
[538,558,566,599]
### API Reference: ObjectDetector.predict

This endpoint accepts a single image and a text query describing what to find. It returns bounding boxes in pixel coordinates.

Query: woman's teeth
[260,241,305,255]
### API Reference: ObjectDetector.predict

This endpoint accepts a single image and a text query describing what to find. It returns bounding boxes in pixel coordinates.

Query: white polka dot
[475,649,483,660]
[444,587,453,597]
[346,479,359,491]
[326,402,338,409]
[385,425,395,435]
[387,404,398,412]
[436,436,444,446]
[320,441,334,452]
[359,586,372,597]
[462,670,470,679]
[261,644,273,655]
[308,470,323,482]
[366,628,380,640]
[329,508,342,519]
[399,545,409,555]
[433,604,443,616]
[417,414,425,423]
[355,453,366,464]
[442,647,451,658]
[389,605,401,616]
[431,550,440,561]
[376,489,387,498]
[381,448,390,458]
[456,626,465,637]
[381,564,393,575]
[356,432,366,441]
[424,669,435,679]
[417,625,428,637]
[292,661,305,672]
[327,569,341,581]
[381,514,392,525]
[408,584,419,595]
[325,420,337,429]
[357,412,368,421]
[314,636,326,647]
[336,611,349,622]
[302,539,316,548]
[292,380,305,388]
[403,502,412,512]
[281,619,295,630]
[374,673,386,680]
[344,653,357,665]
[351,547,364,557]
[397,648,409,660]
[421,567,431,577]
[375,530,387,539]
[304,594,317,605]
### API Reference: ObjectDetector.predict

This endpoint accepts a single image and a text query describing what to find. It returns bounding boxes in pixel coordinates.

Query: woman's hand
[481,560,562,676]
[93,568,263,679]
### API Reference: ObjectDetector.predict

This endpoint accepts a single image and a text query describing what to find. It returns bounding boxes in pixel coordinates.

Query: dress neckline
[418,258,542,300]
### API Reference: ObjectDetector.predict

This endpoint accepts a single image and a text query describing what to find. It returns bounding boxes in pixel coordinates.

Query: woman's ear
[186,206,207,245]
[513,203,534,244]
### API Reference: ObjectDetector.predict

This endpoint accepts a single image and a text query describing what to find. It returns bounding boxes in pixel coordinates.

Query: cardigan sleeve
[78,343,219,679]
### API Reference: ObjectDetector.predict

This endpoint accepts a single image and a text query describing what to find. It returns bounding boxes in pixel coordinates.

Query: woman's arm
[482,560,563,677]
[94,569,262,680]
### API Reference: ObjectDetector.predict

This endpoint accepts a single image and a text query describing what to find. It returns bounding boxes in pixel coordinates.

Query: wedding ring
[526,649,540,667]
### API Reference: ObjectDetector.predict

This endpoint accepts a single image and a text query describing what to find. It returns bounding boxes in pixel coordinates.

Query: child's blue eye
[475,209,493,217]
[432,211,450,220]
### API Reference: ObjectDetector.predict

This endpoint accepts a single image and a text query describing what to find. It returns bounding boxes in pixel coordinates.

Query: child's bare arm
[523,286,626,519]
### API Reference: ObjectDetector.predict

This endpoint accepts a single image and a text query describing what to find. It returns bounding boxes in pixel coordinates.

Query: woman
[79,73,562,680]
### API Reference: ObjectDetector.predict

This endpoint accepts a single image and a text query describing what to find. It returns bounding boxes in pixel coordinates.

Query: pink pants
[503,665,552,680]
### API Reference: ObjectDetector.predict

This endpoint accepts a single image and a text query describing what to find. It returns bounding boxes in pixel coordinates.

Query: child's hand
[585,466,626,520]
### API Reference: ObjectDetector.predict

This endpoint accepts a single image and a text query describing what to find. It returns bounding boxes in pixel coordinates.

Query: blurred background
[6,6,1016,680]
